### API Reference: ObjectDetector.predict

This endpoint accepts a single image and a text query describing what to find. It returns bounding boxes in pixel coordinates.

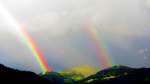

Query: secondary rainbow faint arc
[85,21,113,69]
[0,2,51,74]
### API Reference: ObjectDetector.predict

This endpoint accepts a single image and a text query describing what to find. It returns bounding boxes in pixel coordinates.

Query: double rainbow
[0,1,114,72]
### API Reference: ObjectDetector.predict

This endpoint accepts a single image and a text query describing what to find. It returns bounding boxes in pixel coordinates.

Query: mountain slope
[1,63,150,84]
[0,64,53,82]
[41,65,98,84]
[60,65,98,81]
[80,65,150,84]
[42,72,65,84]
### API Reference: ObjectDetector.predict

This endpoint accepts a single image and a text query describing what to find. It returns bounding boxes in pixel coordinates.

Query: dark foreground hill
[0,64,53,82]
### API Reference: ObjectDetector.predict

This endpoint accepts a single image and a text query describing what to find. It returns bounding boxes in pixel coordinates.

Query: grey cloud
[0,0,150,73]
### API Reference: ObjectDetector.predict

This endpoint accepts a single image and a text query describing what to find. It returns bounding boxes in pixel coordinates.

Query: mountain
[80,65,150,84]
[60,65,98,81]
[0,64,53,82]
[41,72,77,84]
[95,65,135,80]
[41,65,98,84]
[41,72,65,84]
[1,63,150,84]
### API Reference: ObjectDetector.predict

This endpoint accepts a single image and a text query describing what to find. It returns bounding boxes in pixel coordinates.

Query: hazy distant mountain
[59,65,98,81]
[41,65,98,84]
[0,64,53,82]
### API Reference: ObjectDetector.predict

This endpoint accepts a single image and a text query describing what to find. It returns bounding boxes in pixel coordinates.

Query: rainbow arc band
[85,22,113,69]
[21,29,51,74]
[0,3,51,74]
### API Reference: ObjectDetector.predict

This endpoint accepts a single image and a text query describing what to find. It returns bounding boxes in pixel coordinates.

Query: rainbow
[21,28,51,74]
[85,22,113,69]
[0,2,51,74]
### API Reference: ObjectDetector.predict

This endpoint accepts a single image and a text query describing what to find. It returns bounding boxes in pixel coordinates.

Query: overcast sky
[0,0,150,73]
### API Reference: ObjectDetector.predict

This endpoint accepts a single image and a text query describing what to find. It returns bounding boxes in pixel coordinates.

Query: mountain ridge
[80,65,150,84]
[0,64,150,84]
[0,64,54,82]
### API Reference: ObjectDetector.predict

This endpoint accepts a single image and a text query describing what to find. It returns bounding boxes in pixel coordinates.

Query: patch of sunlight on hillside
[60,65,99,81]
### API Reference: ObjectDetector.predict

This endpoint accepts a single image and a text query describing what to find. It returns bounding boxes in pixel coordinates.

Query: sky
[0,0,150,73]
